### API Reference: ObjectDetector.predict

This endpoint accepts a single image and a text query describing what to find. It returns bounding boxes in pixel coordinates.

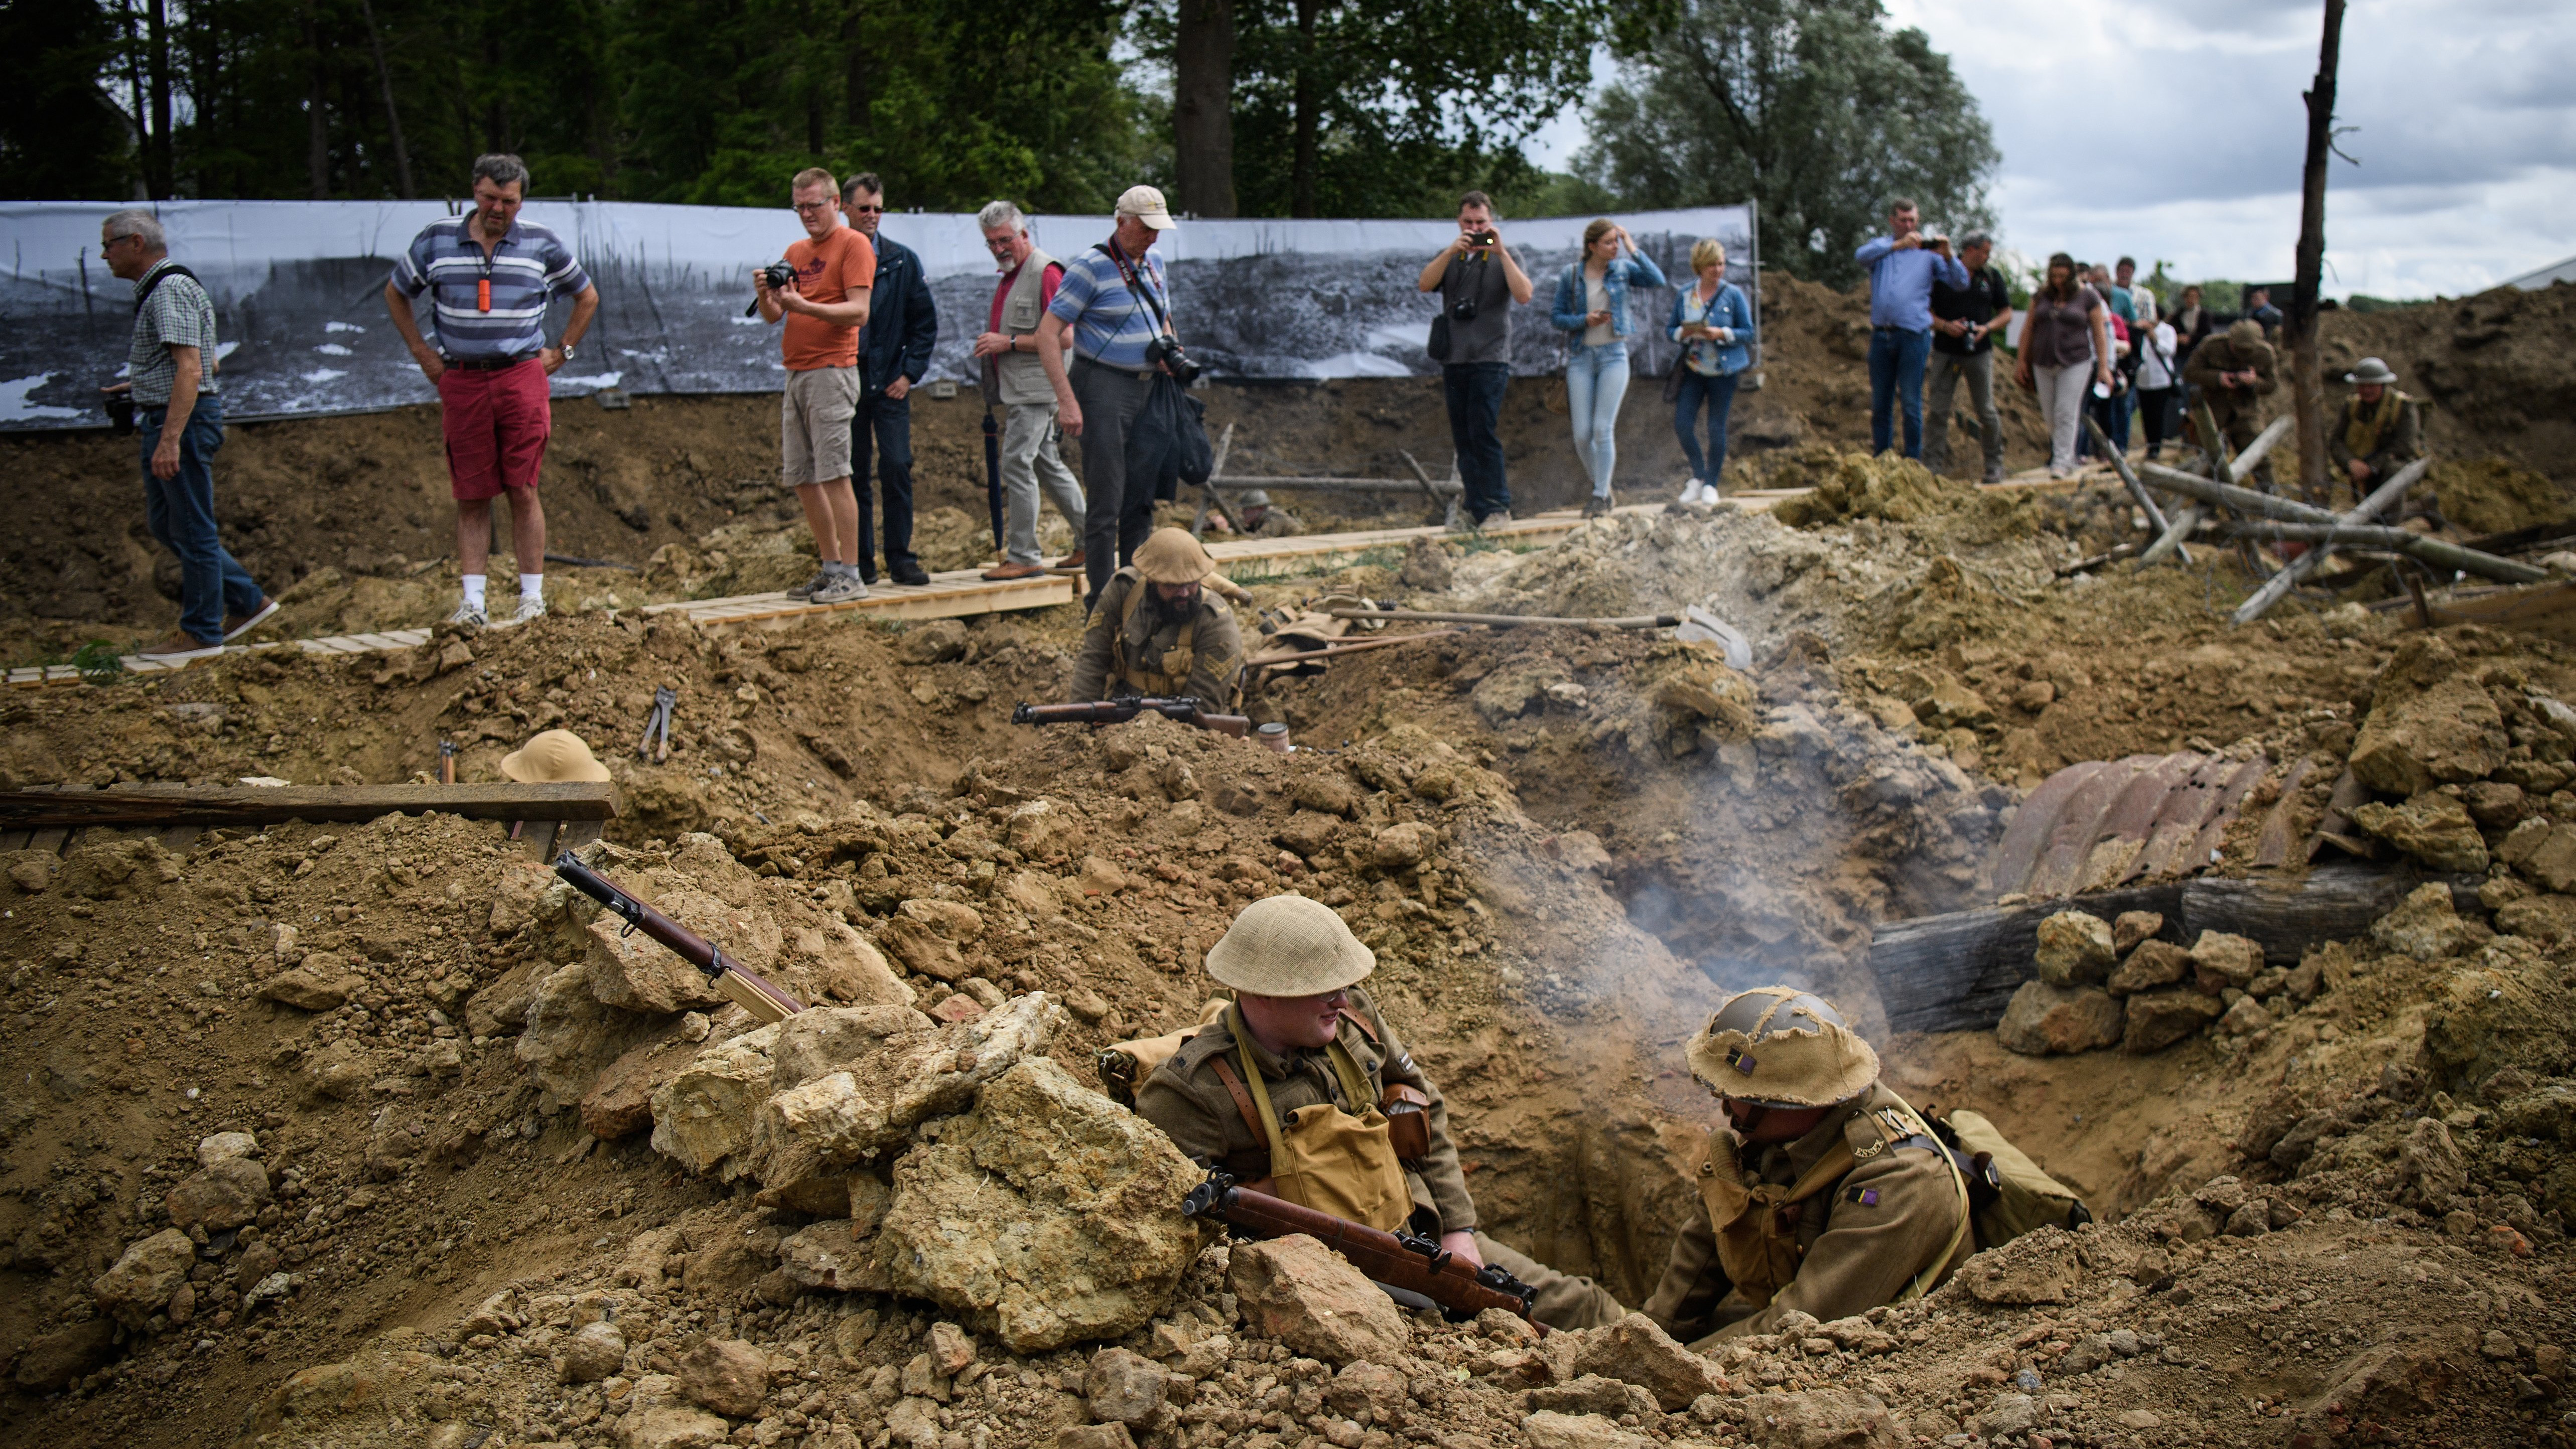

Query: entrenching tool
[637,686,675,763]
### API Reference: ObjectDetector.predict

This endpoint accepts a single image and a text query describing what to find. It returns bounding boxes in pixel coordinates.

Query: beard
[1149,588,1198,623]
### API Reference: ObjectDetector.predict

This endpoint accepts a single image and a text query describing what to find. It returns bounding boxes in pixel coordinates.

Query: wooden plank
[27,828,69,855]
[0,781,621,829]
[555,820,604,856]
[0,830,30,851]
[519,820,561,860]
[2179,864,2432,964]
[1873,884,2187,1036]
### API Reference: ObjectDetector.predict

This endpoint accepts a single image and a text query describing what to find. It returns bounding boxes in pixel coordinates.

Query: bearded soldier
[1644,987,1974,1345]
[1067,526,1244,715]
[1135,894,1630,1331]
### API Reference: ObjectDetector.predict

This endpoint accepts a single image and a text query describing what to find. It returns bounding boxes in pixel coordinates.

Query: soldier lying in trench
[1132,894,1631,1331]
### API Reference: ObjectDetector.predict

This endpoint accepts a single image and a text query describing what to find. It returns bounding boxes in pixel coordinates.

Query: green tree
[0,0,134,198]
[1581,0,1996,286]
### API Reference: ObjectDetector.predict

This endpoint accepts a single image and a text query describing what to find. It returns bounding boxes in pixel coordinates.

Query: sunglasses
[847,203,885,214]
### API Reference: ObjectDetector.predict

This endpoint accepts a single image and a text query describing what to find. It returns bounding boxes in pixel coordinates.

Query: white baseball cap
[1115,185,1178,230]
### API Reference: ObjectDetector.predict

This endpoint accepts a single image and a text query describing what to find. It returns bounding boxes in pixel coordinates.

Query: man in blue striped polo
[383,154,601,629]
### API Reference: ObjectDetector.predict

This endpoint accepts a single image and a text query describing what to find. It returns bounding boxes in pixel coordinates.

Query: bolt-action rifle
[552,855,803,1024]
[1012,699,1252,739]
[1181,1171,1544,1330]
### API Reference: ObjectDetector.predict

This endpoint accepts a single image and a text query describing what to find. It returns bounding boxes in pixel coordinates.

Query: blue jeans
[1564,342,1631,494]
[1867,326,1933,457]
[1442,361,1512,521]
[139,393,263,645]
[1673,369,1741,489]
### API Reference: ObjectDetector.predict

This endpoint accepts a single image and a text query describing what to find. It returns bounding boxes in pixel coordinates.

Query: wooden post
[1398,450,1451,525]
[2090,415,2189,564]
[1189,423,1241,538]
[2288,0,2349,500]
[2230,455,2428,624]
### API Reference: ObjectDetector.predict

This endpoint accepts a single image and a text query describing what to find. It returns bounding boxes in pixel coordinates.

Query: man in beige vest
[973,200,1088,581]
[1135,894,1629,1331]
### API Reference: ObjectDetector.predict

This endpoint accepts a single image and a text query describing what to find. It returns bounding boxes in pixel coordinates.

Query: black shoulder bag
[1094,243,1213,495]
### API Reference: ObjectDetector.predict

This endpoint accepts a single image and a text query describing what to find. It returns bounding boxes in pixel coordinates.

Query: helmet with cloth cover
[1203,894,1375,997]
[1133,527,1221,585]
[1684,986,1880,1108]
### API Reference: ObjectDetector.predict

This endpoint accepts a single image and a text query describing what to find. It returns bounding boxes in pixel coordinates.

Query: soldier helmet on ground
[2344,357,2398,386]
[500,729,613,783]
[2225,319,2266,351]
[1133,526,1221,585]
[1684,986,1880,1109]
[1203,894,1375,997]
[1240,489,1272,508]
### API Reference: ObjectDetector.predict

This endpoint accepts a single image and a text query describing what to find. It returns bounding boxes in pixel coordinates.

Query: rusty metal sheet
[1985,751,2277,900]
[2253,758,2318,868]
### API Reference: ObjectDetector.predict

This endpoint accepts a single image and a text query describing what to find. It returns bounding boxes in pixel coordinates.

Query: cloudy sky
[1529,0,2576,299]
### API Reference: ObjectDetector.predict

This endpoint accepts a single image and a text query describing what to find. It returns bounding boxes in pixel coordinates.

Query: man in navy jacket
[842,173,939,586]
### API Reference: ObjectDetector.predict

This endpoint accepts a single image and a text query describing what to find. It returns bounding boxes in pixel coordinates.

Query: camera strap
[130,262,200,317]
[1095,241,1175,343]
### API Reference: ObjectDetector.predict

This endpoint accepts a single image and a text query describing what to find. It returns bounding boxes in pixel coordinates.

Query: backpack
[1933,1107,2093,1248]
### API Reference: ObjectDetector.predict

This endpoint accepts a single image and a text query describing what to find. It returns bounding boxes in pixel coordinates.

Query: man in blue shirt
[842,173,939,588]
[1852,200,1968,460]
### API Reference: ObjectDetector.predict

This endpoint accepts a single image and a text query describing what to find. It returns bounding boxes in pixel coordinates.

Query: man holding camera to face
[755,167,876,605]
[1417,191,1535,528]
[1853,199,1968,462]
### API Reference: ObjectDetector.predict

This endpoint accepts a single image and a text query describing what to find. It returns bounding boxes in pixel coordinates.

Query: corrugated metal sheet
[1980,752,2292,899]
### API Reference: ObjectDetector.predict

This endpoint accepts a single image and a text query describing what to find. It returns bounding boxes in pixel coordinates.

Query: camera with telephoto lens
[1147,334,1203,384]
[744,260,799,316]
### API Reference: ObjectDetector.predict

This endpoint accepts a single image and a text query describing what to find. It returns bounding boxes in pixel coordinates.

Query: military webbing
[1112,574,1197,696]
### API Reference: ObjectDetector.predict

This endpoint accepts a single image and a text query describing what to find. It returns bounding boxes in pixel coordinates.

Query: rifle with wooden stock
[1182,1172,1544,1330]
[1012,698,1252,739]
[553,856,803,1024]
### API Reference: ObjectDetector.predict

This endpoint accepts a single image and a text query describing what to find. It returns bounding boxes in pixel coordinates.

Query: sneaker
[222,597,281,642]
[810,573,870,605]
[447,600,489,630]
[138,631,222,662]
[1483,509,1513,527]
[889,560,932,587]
[1678,482,1707,507]
[785,569,831,601]
[1983,466,2007,484]
[1581,493,1614,519]
[502,593,547,627]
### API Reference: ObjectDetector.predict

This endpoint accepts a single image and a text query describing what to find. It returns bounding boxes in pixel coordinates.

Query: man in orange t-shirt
[755,167,877,604]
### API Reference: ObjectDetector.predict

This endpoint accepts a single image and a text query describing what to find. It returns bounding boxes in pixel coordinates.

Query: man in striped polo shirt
[1035,184,1183,609]
[383,154,601,629]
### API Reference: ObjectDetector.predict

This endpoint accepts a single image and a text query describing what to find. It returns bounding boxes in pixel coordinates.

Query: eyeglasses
[848,203,885,214]
[791,201,832,215]
[982,236,1017,252]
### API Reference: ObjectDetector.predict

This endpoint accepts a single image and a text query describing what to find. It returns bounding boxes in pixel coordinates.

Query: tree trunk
[2287,0,2345,500]
[144,0,173,197]
[304,4,330,199]
[1173,0,1236,218]
[358,0,416,197]
[1290,0,1320,217]
[843,3,869,128]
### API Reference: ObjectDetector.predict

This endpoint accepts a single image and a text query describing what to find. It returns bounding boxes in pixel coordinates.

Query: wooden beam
[0,782,622,830]
[2229,456,2430,624]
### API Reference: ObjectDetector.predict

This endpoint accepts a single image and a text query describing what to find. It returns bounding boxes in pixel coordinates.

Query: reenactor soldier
[2182,318,2278,479]
[1643,987,1974,1345]
[1068,526,1245,715]
[1222,489,1305,538]
[1135,894,1630,1331]
[2328,356,2423,491]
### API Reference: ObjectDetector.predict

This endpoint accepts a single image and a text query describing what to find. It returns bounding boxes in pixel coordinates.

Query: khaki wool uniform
[1068,565,1244,713]
[2181,329,2279,460]
[2328,391,2423,482]
[1644,1081,1973,1347]
[1135,985,1629,1331]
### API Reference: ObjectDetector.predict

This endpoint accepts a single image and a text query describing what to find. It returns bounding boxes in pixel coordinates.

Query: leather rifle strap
[1210,1056,1266,1144]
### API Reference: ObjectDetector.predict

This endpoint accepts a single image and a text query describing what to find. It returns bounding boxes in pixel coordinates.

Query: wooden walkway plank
[0,782,622,829]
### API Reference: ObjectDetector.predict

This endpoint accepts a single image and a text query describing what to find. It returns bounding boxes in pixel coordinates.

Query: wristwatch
[557,342,577,361]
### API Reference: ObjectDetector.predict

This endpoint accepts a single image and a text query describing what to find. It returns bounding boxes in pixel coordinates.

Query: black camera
[744,261,799,316]
[1148,334,1203,384]
[102,391,135,436]
[1463,230,1498,249]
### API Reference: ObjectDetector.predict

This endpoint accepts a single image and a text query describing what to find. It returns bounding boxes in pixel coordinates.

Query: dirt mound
[2322,281,2576,488]
[2429,457,2571,536]
[1761,448,1987,528]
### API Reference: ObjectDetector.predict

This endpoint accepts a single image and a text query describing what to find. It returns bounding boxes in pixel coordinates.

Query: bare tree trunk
[843,2,869,128]
[1290,0,1320,217]
[2287,0,2345,500]
[358,0,416,197]
[145,0,173,197]
[1174,0,1236,217]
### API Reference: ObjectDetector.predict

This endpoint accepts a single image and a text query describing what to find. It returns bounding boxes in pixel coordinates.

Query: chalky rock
[648,1024,785,1179]
[164,1156,273,1233]
[1228,1233,1411,1366]
[1955,1228,2081,1305]
[1372,822,1437,869]
[771,1005,935,1091]
[2110,911,2164,955]
[196,1130,260,1168]
[2347,637,2509,795]
[1564,1314,1731,1409]
[2120,987,2225,1053]
[2216,995,2272,1037]
[2495,892,2576,944]
[2499,818,2576,894]
[879,1054,1205,1352]
[621,1405,731,1448]
[679,1337,770,1418]
[778,1220,891,1292]
[1084,1346,1170,1425]
[2187,930,2267,992]
[2106,940,2193,996]
[2369,882,2491,962]
[518,960,671,1103]
[2032,911,2116,987]
[1736,1390,1905,1448]
[2420,939,2570,1092]
[260,961,366,1012]
[1519,1411,1654,1449]
[2348,792,2489,873]
[1530,1375,1654,1419]
[584,884,777,1014]
[1995,981,2123,1056]
[555,1320,629,1384]
[92,1228,197,1328]
[781,918,918,1008]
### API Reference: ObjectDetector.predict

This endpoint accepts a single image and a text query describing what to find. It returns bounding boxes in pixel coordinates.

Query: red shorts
[437,358,553,501]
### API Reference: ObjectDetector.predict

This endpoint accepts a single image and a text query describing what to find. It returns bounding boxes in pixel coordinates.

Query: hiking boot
[785,569,831,601]
[1581,493,1614,519]
[138,631,222,663]
[222,597,280,642]
[447,600,489,630]
[810,573,870,605]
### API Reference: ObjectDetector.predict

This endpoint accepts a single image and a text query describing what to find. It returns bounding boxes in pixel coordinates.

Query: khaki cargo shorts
[781,366,860,487]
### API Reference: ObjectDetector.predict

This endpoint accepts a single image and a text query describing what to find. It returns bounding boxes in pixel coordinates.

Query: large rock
[2188,931,2267,992]
[2120,988,2224,1053]
[583,887,773,1014]
[750,994,1064,1188]
[2349,793,2490,873]
[781,920,915,1007]
[679,1337,769,1418]
[1995,981,2123,1056]
[2496,892,2576,944]
[1954,1229,2081,1306]
[518,961,669,1103]
[11,1319,118,1391]
[778,1219,891,1292]
[2106,940,2192,996]
[92,1228,196,1327]
[648,1024,784,1179]
[1084,1347,1169,1425]
[877,916,966,981]
[260,963,365,1012]
[880,1054,1205,1352]
[556,1320,629,1383]
[1735,1389,1905,1448]
[1228,1233,1410,1367]
[2032,912,2115,987]
[1520,1412,1653,1449]
[620,1406,731,1448]
[2347,637,2508,795]
[772,1005,935,1090]
[164,1156,272,1232]
[1563,1313,1730,1410]
[2369,882,2492,961]
[2499,818,2576,894]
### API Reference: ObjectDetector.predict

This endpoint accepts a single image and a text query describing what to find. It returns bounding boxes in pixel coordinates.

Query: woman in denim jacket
[1552,220,1667,517]
[1666,239,1757,503]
